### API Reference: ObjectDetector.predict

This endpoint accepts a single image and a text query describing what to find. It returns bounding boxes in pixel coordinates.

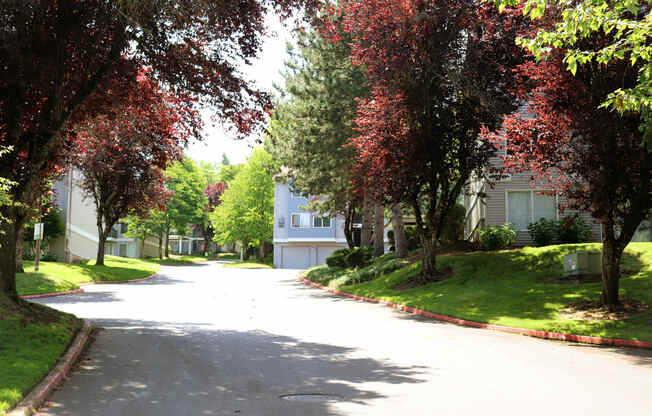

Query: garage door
[281,246,311,269]
[316,246,338,267]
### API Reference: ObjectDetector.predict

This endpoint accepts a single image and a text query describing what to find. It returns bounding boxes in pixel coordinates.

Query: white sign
[33,223,44,240]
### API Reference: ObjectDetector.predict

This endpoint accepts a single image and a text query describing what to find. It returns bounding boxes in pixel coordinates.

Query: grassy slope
[17,256,160,296]
[0,297,81,415]
[148,255,208,266]
[306,243,652,342]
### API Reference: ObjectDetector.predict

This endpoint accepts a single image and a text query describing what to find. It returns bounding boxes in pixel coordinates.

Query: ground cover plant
[305,243,652,342]
[0,297,81,415]
[16,256,160,296]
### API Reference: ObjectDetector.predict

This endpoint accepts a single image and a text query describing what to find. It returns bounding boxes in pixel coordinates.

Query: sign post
[33,222,44,272]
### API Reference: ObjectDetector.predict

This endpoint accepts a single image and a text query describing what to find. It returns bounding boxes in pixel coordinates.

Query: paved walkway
[36,262,652,415]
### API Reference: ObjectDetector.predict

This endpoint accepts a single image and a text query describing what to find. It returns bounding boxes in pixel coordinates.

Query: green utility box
[563,251,602,276]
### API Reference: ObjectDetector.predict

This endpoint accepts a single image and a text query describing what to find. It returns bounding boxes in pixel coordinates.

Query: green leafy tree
[497,0,652,141]
[211,148,274,261]
[266,24,369,248]
[124,209,168,259]
[217,163,243,185]
[165,158,209,256]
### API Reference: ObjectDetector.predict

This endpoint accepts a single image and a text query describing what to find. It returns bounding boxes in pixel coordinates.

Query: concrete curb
[8,320,93,416]
[299,275,652,349]
[19,289,85,300]
[18,273,160,300]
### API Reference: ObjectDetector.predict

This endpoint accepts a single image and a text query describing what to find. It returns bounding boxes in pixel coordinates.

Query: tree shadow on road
[39,318,427,416]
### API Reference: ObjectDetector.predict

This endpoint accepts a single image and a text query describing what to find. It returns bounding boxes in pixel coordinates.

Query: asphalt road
[35,262,652,415]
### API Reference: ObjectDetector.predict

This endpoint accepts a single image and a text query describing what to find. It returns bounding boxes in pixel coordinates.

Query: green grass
[215,253,240,261]
[222,261,273,269]
[17,256,160,296]
[0,298,81,415]
[147,255,208,265]
[305,243,652,342]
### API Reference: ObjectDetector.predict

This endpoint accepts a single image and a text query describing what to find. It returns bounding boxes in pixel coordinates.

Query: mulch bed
[560,298,650,321]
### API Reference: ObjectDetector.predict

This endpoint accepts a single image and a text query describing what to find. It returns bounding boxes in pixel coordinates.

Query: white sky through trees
[186,14,294,165]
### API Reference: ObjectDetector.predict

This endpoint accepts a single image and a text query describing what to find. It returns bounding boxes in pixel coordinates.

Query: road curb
[19,289,85,300]
[299,275,652,349]
[8,320,93,416]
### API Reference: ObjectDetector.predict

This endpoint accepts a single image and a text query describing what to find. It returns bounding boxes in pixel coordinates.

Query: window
[120,223,128,234]
[313,216,331,228]
[291,213,311,228]
[507,190,557,230]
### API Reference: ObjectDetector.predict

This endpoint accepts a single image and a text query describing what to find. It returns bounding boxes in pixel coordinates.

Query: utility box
[563,251,602,276]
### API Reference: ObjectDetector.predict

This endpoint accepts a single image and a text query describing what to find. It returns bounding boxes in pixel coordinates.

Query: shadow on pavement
[40,318,427,416]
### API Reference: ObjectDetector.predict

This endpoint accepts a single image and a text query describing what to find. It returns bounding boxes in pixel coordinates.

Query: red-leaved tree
[486,9,652,308]
[71,70,198,265]
[340,0,528,282]
[0,0,318,300]
[201,182,228,255]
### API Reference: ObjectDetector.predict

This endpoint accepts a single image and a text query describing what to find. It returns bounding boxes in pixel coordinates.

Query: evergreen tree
[266,23,368,248]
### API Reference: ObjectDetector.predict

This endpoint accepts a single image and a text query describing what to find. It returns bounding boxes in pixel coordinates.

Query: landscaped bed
[222,261,273,269]
[0,297,82,415]
[304,243,652,342]
[17,255,160,297]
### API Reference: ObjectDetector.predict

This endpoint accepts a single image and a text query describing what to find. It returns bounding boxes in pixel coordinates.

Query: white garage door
[281,246,311,269]
[316,246,339,267]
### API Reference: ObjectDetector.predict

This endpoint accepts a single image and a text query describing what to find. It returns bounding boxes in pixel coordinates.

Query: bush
[326,248,350,268]
[557,215,592,244]
[388,226,421,252]
[41,253,59,262]
[441,203,466,243]
[349,254,406,284]
[345,246,374,268]
[527,218,557,247]
[479,224,516,250]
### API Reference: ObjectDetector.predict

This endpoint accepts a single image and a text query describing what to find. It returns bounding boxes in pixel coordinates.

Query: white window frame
[505,189,559,231]
[312,215,332,228]
[290,213,311,229]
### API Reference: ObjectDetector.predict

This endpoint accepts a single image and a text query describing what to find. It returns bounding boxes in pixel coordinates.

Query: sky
[185,15,295,166]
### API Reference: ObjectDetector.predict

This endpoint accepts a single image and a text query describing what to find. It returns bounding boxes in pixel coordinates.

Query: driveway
[36,262,652,415]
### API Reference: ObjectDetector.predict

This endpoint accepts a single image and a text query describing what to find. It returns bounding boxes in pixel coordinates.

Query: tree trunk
[361,197,373,247]
[344,203,355,249]
[158,230,163,259]
[0,216,19,298]
[373,200,384,257]
[391,203,408,258]
[601,237,624,309]
[96,233,107,266]
[258,241,265,262]
[164,217,170,258]
[419,233,438,283]
[15,227,25,273]
[140,238,145,259]
[242,240,251,261]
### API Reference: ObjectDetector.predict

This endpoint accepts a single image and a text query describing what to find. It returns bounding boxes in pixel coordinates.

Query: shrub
[479,224,516,250]
[349,254,405,284]
[440,203,466,243]
[345,246,374,268]
[557,215,592,244]
[527,218,557,246]
[326,248,350,268]
[41,253,59,262]
[388,226,422,252]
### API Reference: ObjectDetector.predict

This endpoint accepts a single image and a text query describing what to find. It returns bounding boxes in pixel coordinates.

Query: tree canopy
[211,148,275,252]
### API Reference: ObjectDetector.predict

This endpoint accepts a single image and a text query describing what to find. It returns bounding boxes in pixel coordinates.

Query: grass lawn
[305,243,652,342]
[215,253,240,261]
[147,255,208,265]
[0,298,82,415]
[17,256,160,296]
[222,261,273,269]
